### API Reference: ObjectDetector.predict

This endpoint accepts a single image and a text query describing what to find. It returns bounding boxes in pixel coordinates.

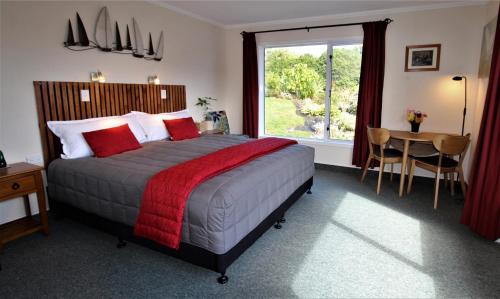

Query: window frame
[258,37,363,145]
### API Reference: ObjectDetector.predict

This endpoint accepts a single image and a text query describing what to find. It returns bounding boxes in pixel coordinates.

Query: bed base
[50,177,313,284]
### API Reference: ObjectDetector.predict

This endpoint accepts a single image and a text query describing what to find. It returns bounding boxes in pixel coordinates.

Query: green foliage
[265,97,313,138]
[331,47,362,89]
[264,45,361,141]
[300,98,325,117]
[282,63,322,99]
[265,72,281,96]
[195,96,216,112]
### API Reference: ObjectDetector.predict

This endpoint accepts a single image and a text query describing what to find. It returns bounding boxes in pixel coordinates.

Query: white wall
[0,1,225,224]
[222,4,489,176]
[469,0,499,172]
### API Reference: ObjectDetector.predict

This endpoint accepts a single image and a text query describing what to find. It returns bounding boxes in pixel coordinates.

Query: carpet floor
[1,167,499,298]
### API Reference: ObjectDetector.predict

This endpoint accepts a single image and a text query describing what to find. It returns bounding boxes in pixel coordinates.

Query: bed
[34,81,314,283]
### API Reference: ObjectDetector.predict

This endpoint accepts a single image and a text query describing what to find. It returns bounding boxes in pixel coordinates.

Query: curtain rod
[241,18,393,36]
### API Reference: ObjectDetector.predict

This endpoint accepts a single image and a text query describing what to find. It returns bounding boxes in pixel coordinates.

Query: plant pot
[200,120,214,131]
[410,122,420,133]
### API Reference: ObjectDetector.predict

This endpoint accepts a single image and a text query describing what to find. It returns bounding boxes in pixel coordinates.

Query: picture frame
[405,44,441,72]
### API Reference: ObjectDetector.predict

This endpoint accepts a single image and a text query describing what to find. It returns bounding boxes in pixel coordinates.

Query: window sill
[260,135,354,148]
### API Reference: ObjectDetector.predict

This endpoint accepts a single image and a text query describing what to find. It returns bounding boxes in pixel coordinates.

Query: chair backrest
[367,127,391,156]
[367,127,391,146]
[433,133,471,166]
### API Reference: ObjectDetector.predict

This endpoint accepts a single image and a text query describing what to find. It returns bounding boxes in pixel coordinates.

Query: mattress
[47,135,315,254]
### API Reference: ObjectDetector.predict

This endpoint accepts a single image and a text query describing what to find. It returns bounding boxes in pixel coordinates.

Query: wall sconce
[148,75,160,85]
[90,71,106,83]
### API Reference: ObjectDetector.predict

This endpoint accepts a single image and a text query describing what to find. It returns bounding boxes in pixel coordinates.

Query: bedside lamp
[452,75,467,136]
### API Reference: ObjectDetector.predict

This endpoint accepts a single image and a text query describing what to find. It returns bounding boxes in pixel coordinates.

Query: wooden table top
[389,130,455,142]
[0,162,43,179]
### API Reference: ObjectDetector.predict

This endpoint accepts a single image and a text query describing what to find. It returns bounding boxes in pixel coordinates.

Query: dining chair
[361,127,403,195]
[407,133,471,209]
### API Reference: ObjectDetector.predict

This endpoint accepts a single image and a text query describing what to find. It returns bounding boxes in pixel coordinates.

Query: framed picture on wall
[405,44,441,72]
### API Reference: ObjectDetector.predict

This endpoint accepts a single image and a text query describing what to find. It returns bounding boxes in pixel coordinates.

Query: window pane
[329,45,362,141]
[264,45,327,139]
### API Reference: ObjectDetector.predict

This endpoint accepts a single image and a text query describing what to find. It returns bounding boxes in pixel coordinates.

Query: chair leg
[458,168,467,196]
[377,160,385,195]
[444,173,449,188]
[390,163,394,181]
[361,156,372,182]
[434,168,441,209]
[407,160,415,194]
[450,172,455,196]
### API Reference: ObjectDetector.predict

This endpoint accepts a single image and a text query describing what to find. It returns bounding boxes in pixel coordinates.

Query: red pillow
[82,124,142,158]
[163,117,200,141]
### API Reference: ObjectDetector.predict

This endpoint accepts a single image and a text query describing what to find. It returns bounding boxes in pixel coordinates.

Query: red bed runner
[134,137,297,249]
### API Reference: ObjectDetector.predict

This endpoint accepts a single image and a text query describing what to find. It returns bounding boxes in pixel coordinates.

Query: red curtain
[461,8,500,241]
[242,32,259,138]
[352,21,388,167]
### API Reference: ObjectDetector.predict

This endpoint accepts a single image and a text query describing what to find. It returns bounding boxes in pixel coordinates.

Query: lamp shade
[452,76,464,81]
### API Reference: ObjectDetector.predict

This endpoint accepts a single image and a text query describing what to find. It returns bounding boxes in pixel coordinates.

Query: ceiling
[158,1,474,27]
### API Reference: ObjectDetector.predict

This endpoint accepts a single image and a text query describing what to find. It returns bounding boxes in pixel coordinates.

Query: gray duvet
[48,135,315,254]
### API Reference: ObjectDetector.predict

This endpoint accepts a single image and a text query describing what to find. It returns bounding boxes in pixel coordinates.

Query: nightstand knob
[11,182,20,190]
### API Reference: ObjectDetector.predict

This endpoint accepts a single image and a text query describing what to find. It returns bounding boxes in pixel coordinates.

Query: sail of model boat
[95,7,112,51]
[76,13,89,46]
[125,25,132,50]
[132,18,144,58]
[147,33,154,55]
[154,31,164,61]
[115,22,123,51]
[64,19,76,46]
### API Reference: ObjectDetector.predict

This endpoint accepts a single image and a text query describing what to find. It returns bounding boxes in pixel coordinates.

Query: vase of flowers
[406,109,428,133]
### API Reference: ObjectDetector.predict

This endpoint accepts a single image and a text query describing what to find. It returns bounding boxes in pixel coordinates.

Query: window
[263,43,362,141]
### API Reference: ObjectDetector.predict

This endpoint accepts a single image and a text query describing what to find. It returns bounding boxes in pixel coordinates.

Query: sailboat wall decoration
[114,22,123,51]
[148,33,155,56]
[63,7,164,62]
[132,18,145,58]
[154,31,164,61]
[125,25,133,50]
[95,7,112,51]
[76,13,89,46]
[64,20,76,46]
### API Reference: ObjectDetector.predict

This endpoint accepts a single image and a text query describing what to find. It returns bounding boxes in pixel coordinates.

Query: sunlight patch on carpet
[291,192,435,298]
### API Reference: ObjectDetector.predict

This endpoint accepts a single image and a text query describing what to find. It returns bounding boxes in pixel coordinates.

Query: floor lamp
[452,76,467,136]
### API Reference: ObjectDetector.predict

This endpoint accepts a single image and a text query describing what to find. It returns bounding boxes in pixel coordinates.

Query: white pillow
[47,115,147,159]
[130,109,191,141]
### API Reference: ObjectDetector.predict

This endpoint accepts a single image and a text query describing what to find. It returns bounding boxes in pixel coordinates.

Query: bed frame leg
[279,216,286,223]
[274,221,282,229]
[117,237,127,249]
[217,272,228,284]
[306,188,312,194]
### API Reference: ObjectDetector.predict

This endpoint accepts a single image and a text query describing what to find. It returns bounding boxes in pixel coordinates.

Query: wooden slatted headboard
[33,81,186,167]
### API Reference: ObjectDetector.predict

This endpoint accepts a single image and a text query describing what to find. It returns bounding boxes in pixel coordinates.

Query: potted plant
[406,109,428,133]
[195,97,217,131]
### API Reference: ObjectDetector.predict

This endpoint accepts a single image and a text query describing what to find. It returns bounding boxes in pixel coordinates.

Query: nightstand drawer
[0,175,36,200]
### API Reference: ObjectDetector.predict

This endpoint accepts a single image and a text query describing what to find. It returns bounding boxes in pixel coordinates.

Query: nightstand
[0,163,49,265]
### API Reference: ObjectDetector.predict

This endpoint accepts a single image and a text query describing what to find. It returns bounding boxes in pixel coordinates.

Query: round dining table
[389,130,449,197]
